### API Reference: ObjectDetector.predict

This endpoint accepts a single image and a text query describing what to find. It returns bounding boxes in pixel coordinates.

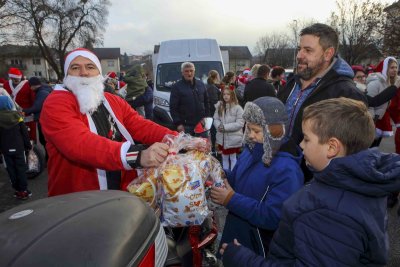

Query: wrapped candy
[127,168,159,209]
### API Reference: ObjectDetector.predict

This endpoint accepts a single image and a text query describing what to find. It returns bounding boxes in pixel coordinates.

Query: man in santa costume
[3,67,36,140]
[3,68,34,109]
[106,71,127,97]
[40,48,176,196]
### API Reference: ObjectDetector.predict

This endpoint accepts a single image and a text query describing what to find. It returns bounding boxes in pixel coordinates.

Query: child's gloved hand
[210,179,234,206]
[220,238,241,256]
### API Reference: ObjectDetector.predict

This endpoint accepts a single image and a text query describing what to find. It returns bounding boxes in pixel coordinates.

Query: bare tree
[0,0,22,45]
[254,33,292,67]
[2,0,110,80]
[383,2,400,56]
[329,0,387,65]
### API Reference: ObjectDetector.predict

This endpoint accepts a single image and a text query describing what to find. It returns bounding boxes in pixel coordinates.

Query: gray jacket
[366,73,390,120]
[213,102,244,149]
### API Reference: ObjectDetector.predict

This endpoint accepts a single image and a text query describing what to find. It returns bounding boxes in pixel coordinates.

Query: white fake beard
[64,75,105,114]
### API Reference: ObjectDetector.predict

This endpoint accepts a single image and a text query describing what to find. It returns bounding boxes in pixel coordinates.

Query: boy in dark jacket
[211,96,304,258]
[0,96,32,200]
[220,97,400,266]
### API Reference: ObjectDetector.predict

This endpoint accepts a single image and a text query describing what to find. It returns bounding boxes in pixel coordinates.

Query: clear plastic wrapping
[127,133,225,227]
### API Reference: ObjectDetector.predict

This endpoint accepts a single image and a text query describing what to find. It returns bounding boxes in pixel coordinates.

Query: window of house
[11,59,22,65]
[107,60,115,67]
[34,71,42,77]
[32,58,41,65]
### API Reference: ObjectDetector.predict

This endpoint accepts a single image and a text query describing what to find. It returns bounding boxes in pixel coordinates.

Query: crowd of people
[0,22,400,266]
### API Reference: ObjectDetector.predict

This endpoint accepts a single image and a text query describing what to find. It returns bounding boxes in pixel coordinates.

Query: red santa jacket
[4,79,37,140]
[40,90,176,196]
[3,79,35,109]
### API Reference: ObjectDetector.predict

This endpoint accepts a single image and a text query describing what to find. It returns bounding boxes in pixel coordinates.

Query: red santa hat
[242,68,251,75]
[107,71,117,79]
[8,67,22,79]
[64,48,102,78]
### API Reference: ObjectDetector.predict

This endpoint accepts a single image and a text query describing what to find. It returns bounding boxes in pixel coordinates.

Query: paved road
[0,137,399,266]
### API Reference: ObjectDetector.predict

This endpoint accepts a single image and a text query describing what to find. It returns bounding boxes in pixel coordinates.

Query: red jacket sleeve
[40,91,126,171]
[40,91,177,171]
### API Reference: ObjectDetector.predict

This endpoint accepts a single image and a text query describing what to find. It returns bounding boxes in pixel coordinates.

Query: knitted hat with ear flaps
[242,96,288,166]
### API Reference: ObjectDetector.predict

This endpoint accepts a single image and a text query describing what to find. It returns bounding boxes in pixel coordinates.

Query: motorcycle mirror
[194,117,213,134]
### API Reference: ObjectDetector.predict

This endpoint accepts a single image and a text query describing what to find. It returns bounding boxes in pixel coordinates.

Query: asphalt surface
[0,138,399,266]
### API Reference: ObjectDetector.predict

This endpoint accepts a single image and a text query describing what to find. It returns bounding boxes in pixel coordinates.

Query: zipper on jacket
[256,185,270,258]
[288,89,304,136]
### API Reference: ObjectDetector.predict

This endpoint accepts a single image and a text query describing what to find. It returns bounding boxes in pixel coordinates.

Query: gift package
[127,133,225,227]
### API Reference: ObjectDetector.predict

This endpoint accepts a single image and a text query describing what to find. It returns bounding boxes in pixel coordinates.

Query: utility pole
[292,19,298,70]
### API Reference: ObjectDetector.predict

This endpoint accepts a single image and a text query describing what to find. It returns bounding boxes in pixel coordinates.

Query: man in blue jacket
[169,62,210,134]
[220,98,400,266]
[277,23,397,181]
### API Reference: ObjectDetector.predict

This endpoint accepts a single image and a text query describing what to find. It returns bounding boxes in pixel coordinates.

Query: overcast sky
[102,0,394,56]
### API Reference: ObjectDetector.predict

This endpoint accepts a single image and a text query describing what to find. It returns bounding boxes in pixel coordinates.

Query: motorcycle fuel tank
[0,190,167,267]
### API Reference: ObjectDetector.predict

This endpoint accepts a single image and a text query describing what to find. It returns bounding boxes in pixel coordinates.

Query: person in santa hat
[3,67,36,140]
[105,71,127,97]
[366,57,400,147]
[366,57,400,209]
[237,68,251,85]
[3,68,35,109]
[40,48,177,197]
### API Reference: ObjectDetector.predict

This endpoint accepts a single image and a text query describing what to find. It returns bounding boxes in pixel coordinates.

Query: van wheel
[26,145,46,179]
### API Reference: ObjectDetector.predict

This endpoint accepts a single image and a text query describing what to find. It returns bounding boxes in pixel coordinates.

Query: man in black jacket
[278,23,397,180]
[243,64,276,106]
[170,62,210,134]
[279,23,388,145]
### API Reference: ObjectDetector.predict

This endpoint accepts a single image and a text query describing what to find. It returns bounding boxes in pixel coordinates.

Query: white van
[152,38,225,129]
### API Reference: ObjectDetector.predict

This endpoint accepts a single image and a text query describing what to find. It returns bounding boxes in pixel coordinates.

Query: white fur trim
[375,128,393,137]
[9,80,28,100]
[8,74,22,79]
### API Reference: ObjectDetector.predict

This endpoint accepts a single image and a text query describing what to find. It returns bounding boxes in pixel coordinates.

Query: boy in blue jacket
[220,97,400,266]
[210,96,304,258]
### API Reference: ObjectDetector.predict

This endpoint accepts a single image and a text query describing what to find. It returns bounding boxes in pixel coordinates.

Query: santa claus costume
[107,71,127,91]
[3,68,36,140]
[366,57,399,144]
[40,48,176,196]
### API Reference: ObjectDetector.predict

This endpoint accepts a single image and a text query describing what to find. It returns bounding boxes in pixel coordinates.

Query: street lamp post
[293,20,298,70]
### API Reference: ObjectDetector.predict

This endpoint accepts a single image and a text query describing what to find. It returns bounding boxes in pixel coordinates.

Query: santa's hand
[139,142,170,168]
[211,179,234,206]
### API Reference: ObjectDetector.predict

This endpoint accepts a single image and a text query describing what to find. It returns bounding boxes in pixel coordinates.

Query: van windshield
[156,62,224,92]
